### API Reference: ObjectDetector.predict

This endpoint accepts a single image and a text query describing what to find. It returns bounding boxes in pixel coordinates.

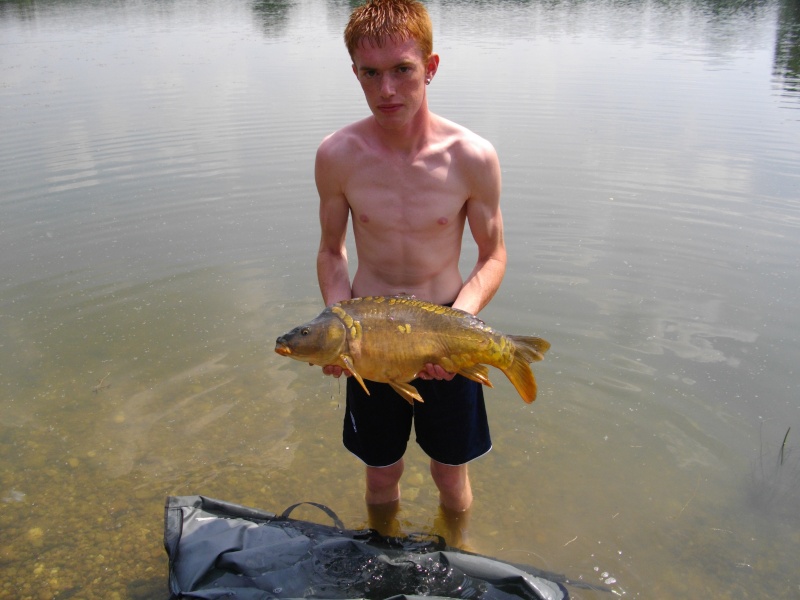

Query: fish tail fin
[501,355,538,403]
[501,336,551,403]
[508,335,550,362]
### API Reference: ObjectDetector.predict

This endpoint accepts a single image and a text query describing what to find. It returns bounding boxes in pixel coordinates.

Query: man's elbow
[484,248,507,273]
[317,244,347,262]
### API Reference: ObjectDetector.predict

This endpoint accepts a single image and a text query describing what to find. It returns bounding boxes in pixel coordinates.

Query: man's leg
[432,498,473,550]
[430,459,472,511]
[365,459,404,504]
[366,497,401,537]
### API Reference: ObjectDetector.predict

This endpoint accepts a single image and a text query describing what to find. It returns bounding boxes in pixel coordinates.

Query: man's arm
[315,136,353,308]
[420,137,506,381]
[452,138,506,316]
[315,136,354,378]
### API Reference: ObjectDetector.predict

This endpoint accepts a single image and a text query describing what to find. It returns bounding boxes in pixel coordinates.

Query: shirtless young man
[315,0,506,517]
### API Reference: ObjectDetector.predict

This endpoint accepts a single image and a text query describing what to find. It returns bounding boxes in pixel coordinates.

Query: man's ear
[426,53,440,81]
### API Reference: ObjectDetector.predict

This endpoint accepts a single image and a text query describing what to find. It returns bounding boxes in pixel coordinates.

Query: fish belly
[354,331,445,383]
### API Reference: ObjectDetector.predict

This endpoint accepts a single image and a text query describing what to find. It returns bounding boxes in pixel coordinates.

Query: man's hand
[416,363,456,381]
[321,364,351,378]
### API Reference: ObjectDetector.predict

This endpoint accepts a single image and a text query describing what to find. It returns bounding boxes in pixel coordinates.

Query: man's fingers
[321,364,351,378]
[321,364,341,377]
[417,363,456,381]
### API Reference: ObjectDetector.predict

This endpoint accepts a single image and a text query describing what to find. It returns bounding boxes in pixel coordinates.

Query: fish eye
[301,327,310,336]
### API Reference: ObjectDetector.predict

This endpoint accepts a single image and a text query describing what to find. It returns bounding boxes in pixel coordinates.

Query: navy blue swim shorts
[342,374,492,467]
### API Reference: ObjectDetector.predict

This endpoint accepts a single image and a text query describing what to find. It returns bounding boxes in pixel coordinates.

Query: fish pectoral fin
[340,354,369,396]
[457,364,493,388]
[389,382,423,405]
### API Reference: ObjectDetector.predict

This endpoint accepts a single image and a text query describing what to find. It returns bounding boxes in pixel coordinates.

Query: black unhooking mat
[164,496,604,600]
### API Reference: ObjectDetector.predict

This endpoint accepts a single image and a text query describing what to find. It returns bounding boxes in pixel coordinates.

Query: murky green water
[1,0,799,598]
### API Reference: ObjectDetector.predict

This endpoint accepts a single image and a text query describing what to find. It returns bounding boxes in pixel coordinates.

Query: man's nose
[380,74,395,97]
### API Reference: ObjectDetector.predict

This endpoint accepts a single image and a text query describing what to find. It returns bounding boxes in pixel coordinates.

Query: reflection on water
[775,0,800,94]
[252,0,295,36]
[1,0,799,599]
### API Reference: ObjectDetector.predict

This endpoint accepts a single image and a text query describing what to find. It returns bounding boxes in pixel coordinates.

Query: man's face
[351,36,438,130]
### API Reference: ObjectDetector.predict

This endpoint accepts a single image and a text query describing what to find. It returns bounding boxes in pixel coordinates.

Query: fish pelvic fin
[508,335,551,363]
[340,354,369,396]
[457,364,493,388]
[389,382,424,405]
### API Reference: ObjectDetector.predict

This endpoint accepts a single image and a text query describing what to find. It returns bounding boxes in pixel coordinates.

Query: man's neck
[371,103,435,158]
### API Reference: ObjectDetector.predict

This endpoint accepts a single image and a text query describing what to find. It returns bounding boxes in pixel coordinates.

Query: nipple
[359,213,370,223]
[437,216,449,226]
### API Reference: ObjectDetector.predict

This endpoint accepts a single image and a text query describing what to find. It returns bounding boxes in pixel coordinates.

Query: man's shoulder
[432,115,498,165]
[318,118,373,157]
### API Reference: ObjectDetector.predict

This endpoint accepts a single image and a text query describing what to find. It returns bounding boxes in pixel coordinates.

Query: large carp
[274,296,550,404]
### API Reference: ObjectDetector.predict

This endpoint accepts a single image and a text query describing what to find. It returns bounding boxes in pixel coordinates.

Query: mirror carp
[275,296,550,404]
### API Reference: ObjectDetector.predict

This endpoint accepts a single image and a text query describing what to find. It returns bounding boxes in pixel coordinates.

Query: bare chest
[344,152,470,231]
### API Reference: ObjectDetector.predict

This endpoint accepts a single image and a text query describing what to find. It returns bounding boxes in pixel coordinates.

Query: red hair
[344,0,433,59]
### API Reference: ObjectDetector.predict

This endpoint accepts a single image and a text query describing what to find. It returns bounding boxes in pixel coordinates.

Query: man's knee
[430,461,472,511]
[365,461,404,494]
[429,461,467,492]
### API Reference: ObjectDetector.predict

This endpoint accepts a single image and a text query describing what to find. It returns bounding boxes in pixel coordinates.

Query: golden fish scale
[334,296,515,381]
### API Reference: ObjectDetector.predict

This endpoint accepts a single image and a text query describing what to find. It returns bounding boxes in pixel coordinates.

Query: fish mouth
[274,342,291,356]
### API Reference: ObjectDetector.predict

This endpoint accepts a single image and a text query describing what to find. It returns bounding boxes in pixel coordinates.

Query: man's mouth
[377,103,403,113]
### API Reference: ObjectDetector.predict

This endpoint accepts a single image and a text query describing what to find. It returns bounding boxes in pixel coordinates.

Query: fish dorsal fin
[340,354,369,396]
[389,382,424,405]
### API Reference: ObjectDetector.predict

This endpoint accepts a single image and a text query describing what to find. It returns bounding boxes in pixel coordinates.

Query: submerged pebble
[2,489,26,503]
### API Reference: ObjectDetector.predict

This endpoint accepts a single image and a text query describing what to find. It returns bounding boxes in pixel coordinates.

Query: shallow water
[1,0,799,598]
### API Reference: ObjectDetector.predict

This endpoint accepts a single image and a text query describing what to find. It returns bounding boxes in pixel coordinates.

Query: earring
[425,78,431,85]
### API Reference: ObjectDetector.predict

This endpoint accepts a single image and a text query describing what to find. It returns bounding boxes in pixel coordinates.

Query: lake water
[1,0,799,598]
